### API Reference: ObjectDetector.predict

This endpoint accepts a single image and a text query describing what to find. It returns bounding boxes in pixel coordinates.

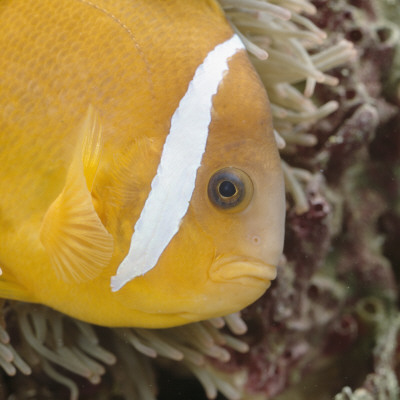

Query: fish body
[0,0,285,328]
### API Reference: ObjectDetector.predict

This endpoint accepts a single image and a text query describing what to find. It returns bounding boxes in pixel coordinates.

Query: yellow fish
[0,0,285,328]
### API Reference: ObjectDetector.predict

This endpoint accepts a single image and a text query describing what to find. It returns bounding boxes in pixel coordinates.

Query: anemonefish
[0,0,285,328]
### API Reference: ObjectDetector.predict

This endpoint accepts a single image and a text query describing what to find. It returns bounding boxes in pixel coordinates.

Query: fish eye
[208,167,253,212]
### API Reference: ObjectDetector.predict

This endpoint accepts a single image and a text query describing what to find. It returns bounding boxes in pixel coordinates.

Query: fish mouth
[209,254,277,286]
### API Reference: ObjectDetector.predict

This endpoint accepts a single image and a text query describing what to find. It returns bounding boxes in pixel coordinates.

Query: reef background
[1,0,400,399]
[228,0,400,399]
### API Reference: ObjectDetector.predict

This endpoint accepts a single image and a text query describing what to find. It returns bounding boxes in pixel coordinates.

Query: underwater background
[1,0,400,399]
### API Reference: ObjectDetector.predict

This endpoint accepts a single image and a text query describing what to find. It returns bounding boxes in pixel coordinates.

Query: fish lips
[209,254,277,287]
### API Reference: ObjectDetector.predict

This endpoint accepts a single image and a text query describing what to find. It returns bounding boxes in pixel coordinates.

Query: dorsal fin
[40,106,114,283]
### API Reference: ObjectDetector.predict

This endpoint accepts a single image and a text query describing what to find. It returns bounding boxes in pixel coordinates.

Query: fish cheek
[113,213,216,315]
[192,153,285,269]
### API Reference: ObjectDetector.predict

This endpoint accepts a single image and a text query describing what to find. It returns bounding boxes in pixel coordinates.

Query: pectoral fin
[0,268,34,302]
[40,106,114,283]
[81,105,103,191]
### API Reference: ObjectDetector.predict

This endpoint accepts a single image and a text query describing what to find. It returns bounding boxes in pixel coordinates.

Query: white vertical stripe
[111,34,245,292]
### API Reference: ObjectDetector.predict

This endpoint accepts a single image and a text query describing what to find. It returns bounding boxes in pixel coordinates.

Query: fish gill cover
[0,0,399,399]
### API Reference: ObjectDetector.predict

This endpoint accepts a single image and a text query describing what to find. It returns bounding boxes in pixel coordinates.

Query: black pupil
[219,180,236,197]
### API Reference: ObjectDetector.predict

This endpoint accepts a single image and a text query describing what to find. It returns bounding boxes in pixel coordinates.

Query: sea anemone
[2,0,399,399]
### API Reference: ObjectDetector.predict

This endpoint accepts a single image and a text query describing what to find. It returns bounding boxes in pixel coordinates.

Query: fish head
[186,50,286,319]
[114,50,285,324]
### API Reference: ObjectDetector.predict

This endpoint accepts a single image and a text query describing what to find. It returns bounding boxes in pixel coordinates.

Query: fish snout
[209,254,277,286]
